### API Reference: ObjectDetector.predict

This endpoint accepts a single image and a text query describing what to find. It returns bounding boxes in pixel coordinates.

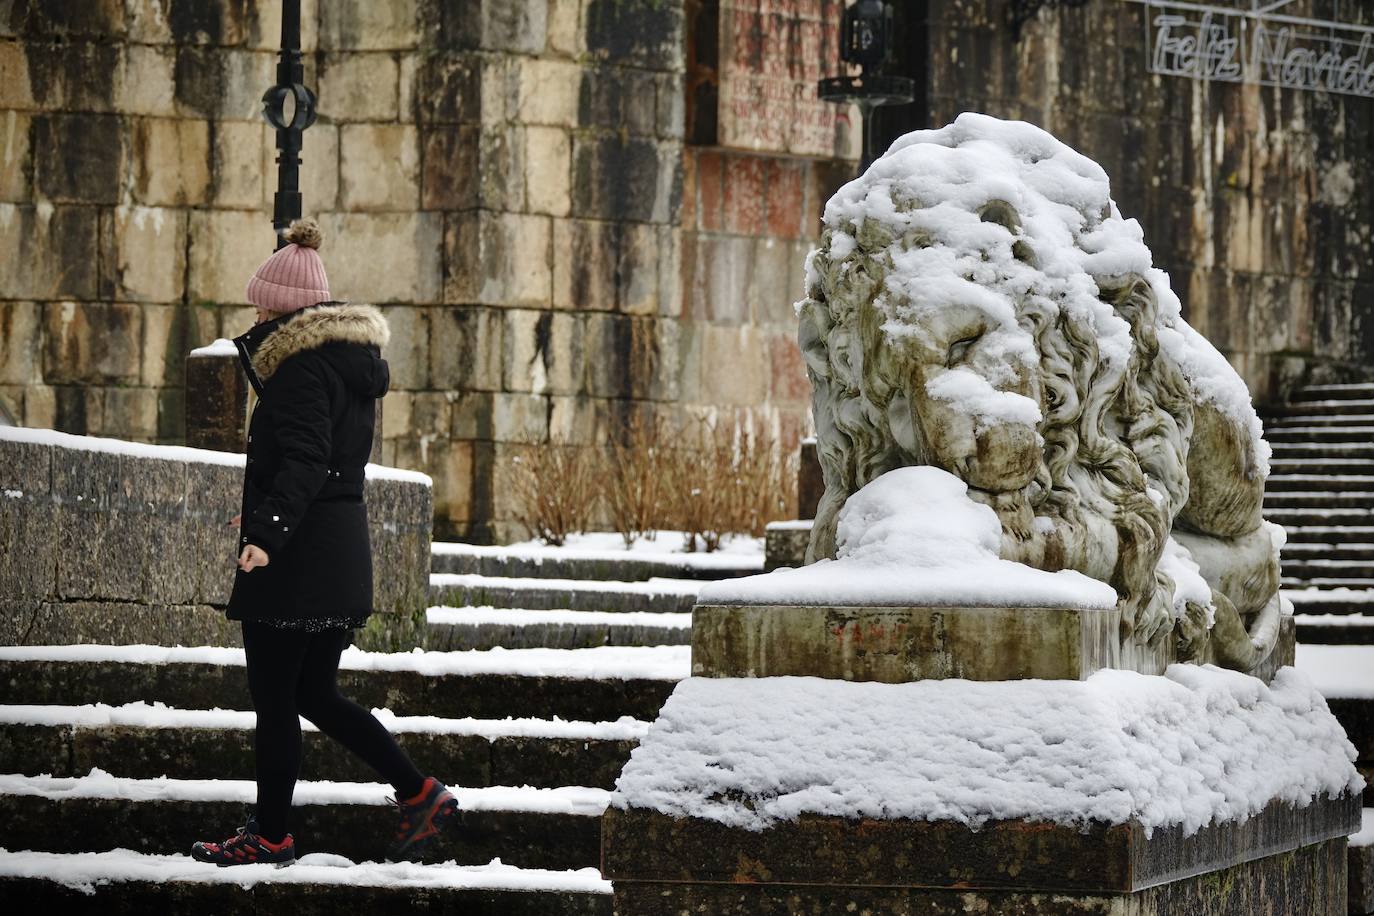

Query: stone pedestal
[185,346,247,453]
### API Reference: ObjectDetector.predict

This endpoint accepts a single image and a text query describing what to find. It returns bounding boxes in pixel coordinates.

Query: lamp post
[818,0,914,172]
[262,0,317,250]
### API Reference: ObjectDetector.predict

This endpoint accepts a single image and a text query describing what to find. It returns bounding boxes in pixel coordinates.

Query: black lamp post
[818,0,914,172]
[262,0,317,250]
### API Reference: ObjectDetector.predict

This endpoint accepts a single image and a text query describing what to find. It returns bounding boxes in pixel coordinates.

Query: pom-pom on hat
[245,218,330,314]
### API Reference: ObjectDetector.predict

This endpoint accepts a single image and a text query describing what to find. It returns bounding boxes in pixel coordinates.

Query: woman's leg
[241,620,311,844]
[295,628,427,800]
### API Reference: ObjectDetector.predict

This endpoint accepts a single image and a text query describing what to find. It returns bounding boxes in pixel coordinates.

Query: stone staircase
[1268,383,1374,647]
[0,542,760,910]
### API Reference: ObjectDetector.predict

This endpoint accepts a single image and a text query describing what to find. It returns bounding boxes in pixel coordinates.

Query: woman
[191,219,457,868]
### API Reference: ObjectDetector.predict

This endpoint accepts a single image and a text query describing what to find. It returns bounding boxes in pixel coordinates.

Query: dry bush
[510,443,598,546]
[602,413,672,547]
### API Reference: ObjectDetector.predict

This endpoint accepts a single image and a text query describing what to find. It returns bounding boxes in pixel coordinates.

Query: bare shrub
[510,443,598,547]
[603,413,671,548]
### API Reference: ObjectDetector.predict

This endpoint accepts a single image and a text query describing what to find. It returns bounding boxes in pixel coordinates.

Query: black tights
[241,620,427,843]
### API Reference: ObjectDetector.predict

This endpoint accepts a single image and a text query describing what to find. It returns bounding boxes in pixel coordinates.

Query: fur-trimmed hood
[233,302,391,398]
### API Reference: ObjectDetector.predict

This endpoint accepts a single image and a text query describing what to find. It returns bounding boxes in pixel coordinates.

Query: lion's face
[885,299,1042,495]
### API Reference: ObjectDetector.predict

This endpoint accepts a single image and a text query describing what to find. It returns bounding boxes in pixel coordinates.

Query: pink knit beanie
[245,218,330,314]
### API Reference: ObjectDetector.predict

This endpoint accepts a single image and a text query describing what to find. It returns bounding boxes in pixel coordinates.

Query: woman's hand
[238,544,270,572]
[228,514,241,529]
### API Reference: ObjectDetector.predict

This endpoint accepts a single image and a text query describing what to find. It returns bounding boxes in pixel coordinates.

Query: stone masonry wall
[0,0,850,542]
[0,428,433,649]
[928,0,1374,403]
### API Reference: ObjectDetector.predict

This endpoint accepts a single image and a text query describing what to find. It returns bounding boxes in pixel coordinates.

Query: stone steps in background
[1294,615,1374,646]
[0,775,603,871]
[1267,475,1374,493]
[431,542,760,582]
[1265,508,1374,527]
[0,649,685,722]
[1266,492,1374,510]
[1289,384,1374,401]
[1283,526,1374,544]
[428,573,701,615]
[1270,459,1374,476]
[1276,398,1374,416]
[1266,414,1374,428]
[422,606,692,651]
[0,705,643,790]
[1265,426,1374,443]
[1268,443,1374,459]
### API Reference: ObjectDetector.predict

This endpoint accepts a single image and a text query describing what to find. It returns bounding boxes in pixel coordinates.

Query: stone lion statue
[798,113,1282,673]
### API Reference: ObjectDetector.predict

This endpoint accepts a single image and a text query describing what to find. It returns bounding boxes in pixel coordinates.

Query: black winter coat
[226,302,391,627]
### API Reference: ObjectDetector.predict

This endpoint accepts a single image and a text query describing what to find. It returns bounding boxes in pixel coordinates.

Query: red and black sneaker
[191,818,295,868]
[386,776,459,861]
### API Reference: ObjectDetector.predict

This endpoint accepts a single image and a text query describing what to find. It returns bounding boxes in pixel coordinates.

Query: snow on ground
[433,532,764,567]
[1354,808,1374,848]
[0,701,651,742]
[0,849,612,894]
[0,770,611,815]
[426,606,692,629]
[613,666,1360,836]
[1295,644,1374,698]
[0,644,692,681]
[0,426,431,485]
[1292,613,1374,629]
[429,572,704,598]
[700,467,1117,609]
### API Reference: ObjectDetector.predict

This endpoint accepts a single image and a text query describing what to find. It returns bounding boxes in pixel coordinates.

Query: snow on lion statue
[798,113,1283,672]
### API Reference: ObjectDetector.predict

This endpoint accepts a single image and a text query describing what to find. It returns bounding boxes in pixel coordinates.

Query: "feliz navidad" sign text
[1135,0,1374,98]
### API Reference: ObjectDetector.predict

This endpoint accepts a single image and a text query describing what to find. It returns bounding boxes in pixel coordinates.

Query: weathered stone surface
[572,134,680,224]
[320,210,443,303]
[444,210,552,307]
[187,209,276,304]
[610,838,1348,916]
[438,0,549,54]
[420,123,479,210]
[172,47,274,121]
[429,306,504,391]
[263,121,340,212]
[763,520,810,572]
[42,302,143,385]
[1352,842,1374,916]
[525,124,571,216]
[339,123,420,210]
[692,603,1120,682]
[554,218,659,313]
[209,119,264,208]
[0,109,31,201]
[583,0,684,71]
[0,600,238,647]
[512,57,581,127]
[33,112,124,204]
[111,206,188,301]
[603,795,1361,893]
[0,300,41,385]
[318,52,401,122]
[185,350,247,452]
[114,45,176,117]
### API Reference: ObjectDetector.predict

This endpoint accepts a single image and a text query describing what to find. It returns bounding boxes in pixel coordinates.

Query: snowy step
[0,771,607,871]
[1266,475,1374,493]
[1281,560,1374,581]
[1266,507,1374,527]
[1282,543,1374,561]
[1264,425,1374,443]
[1290,383,1374,401]
[1294,644,1374,763]
[0,850,611,914]
[1282,526,1374,545]
[428,573,701,615]
[1294,614,1374,646]
[0,645,688,722]
[1281,577,1374,590]
[1266,413,1374,428]
[431,540,761,583]
[1264,491,1374,509]
[1276,398,1374,417]
[1284,587,1374,617]
[1267,442,1374,459]
[0,703,646,791]
[423,606,691,651]
[1269,458,1374,476]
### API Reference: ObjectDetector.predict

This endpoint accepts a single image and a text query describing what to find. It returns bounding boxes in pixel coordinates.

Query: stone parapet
[0,428,431,646]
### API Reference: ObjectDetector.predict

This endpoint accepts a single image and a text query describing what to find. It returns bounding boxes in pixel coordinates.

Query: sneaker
[386,777,459,861]
[191,817,296,868]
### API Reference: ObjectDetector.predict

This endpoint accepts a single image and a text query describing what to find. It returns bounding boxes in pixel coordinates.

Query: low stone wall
[0,428,431,649]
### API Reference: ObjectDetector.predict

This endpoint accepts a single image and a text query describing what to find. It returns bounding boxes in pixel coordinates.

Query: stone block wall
[1,0,849,542]
[927,0,1374,402]
[0,428,433,648]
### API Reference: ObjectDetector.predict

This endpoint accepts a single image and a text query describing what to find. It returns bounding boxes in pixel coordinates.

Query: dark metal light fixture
[818,0,914,171]
[262,0,317,250]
